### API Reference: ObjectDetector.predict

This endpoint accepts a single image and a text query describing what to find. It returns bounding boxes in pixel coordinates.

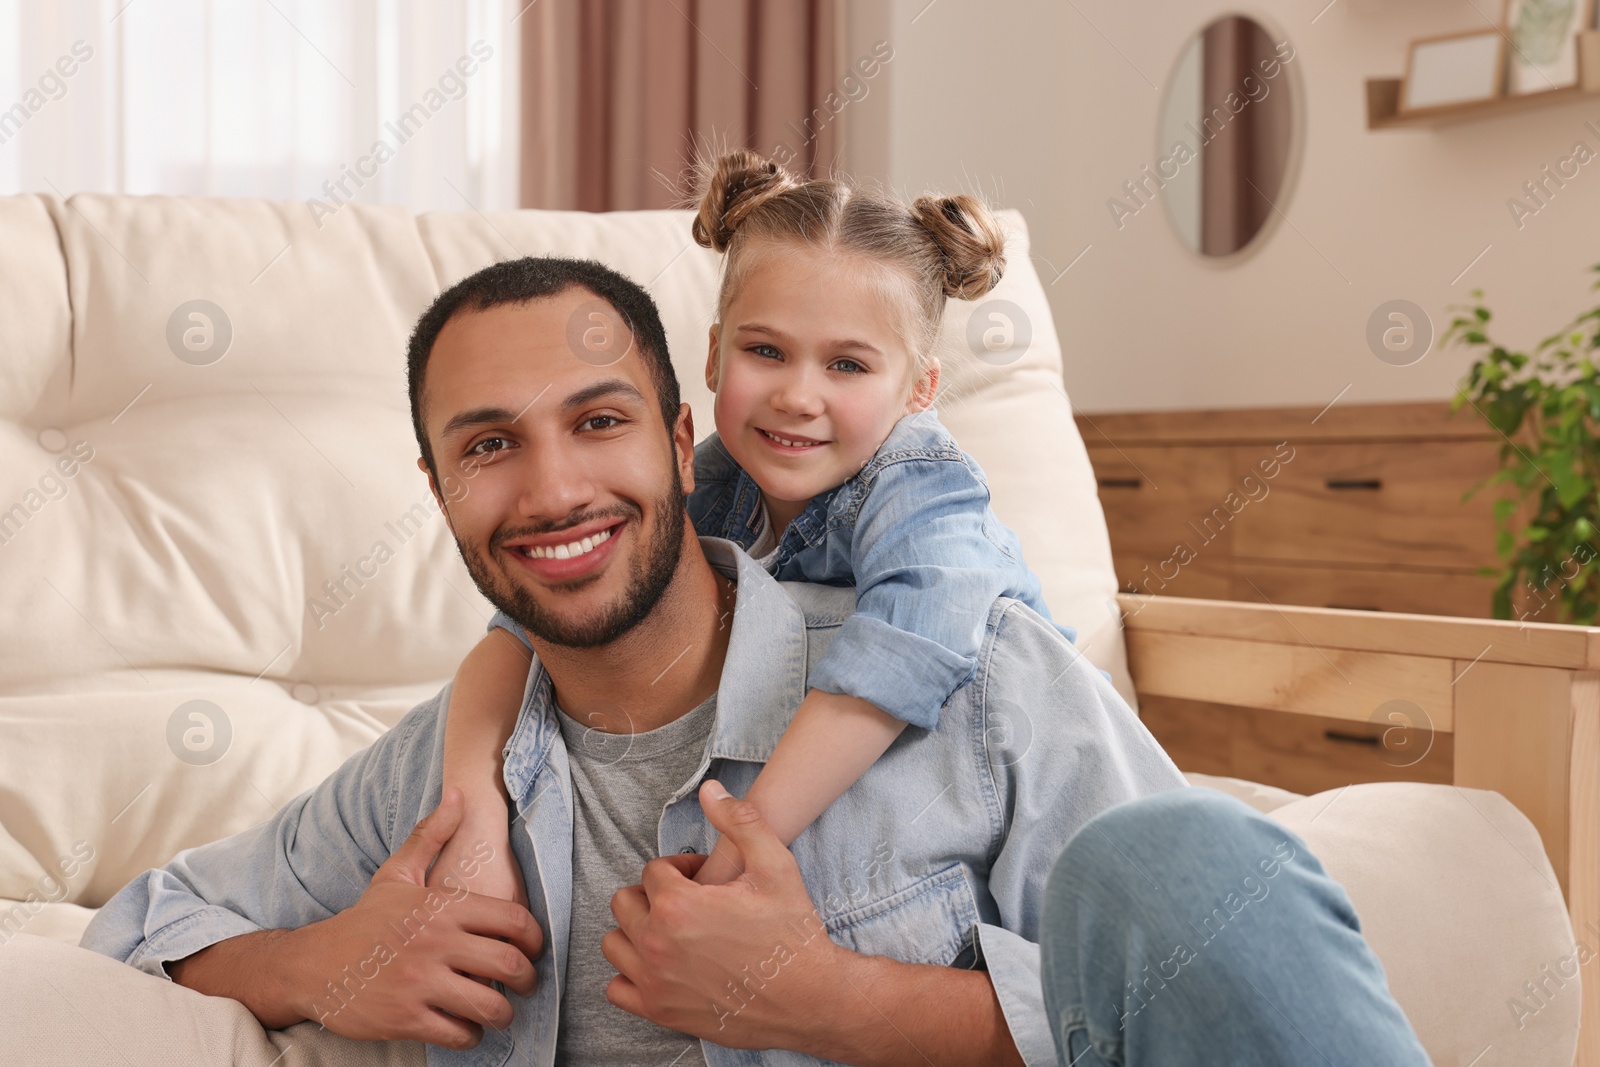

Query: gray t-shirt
[554,694,717,1067]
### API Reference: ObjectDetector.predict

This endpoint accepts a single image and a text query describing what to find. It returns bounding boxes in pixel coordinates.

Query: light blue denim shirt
[689,409,1074,730]
[82,538,1185,1067]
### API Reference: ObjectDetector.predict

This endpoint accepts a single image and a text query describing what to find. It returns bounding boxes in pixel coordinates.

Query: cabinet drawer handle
[1324,730,1380,746]
[1325,478,1382,490]
[1098,477,1142,490]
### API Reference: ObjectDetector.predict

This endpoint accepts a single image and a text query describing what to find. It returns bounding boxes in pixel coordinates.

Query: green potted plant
[1448,264,1600,625]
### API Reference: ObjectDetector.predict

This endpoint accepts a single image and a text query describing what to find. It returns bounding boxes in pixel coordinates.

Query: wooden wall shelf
[1367,29,1600,129]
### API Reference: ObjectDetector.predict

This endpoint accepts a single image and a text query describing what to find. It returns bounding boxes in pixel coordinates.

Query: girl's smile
[755,427,830,451]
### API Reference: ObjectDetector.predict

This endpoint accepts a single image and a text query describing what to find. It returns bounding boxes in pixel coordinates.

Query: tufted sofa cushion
[0,195,1126,942]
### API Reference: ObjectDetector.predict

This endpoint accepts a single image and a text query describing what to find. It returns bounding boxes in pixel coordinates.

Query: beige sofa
[0,193,1582,1064]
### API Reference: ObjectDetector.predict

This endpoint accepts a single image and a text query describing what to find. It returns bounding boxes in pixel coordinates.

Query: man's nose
[515,441,597,520]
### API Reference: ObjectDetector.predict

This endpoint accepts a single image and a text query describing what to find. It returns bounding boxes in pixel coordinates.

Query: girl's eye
[748,344,782,360]
[830,358,867,374]
[468,436,510,458]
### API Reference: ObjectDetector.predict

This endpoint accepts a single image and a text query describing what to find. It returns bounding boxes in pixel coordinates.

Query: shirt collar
[700,536,809,763]
[501,536,809,800]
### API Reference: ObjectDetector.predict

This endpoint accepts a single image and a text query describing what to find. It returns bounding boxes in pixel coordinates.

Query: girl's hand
[691,833,747,886]
[430,789,527,908]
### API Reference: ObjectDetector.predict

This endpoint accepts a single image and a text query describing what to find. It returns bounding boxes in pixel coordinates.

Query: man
[77,257,1428,1066]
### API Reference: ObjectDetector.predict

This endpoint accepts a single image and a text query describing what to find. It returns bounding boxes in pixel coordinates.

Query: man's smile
[519,527,612,560]
[502,518,627,583]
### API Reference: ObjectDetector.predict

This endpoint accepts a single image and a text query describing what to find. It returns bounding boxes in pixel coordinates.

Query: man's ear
[418,456,457,532]
[906,358,941,414]
[418,456,444,508]
[704,326,721,392]
[674,403,697,495]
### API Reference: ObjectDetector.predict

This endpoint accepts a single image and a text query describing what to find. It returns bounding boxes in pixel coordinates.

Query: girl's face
[705,241,938,527]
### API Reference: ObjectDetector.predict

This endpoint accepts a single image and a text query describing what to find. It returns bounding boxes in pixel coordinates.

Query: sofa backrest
[0,194,1125,910]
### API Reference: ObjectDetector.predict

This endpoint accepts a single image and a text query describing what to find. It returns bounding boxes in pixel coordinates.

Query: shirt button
[680,847,697,854]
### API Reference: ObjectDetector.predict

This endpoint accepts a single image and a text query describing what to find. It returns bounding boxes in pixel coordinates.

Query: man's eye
[468,436,510,457]
[583,415,620,431]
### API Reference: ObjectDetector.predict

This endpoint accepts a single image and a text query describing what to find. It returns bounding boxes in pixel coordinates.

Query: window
[0,0,519,212]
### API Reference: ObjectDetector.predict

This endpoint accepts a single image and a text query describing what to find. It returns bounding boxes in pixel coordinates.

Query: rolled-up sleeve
[807,456,1017,729]
[80,695,443,978]
[976,923,1055,1066]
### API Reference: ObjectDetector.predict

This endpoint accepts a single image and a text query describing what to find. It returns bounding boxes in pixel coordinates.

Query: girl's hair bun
[692,149,798,252]
[911,194,1006,300]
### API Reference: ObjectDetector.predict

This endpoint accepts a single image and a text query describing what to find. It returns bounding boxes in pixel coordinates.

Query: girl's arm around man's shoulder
[806,422,1037,730]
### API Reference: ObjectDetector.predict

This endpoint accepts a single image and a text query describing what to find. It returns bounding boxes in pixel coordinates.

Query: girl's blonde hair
[692,149,1007,374]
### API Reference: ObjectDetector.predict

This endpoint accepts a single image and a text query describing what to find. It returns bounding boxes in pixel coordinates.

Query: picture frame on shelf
[1504,0,1596,95]
[1399,29,1506,114]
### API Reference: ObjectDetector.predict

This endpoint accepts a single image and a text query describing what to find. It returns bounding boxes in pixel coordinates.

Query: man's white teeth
[522,528,611,560]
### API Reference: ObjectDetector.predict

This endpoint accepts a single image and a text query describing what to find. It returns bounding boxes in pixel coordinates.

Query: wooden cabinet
[1078,401,1505,618]
[1078,401,1510,785]
[1231,441,1500,570]
[1138,695,1455,794]
[1231,559,1495,618]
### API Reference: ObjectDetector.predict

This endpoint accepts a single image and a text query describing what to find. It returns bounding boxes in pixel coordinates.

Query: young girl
[435,149,1076,895]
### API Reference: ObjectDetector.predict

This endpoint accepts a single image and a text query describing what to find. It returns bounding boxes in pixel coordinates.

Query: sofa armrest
[1120,593,1600,1067]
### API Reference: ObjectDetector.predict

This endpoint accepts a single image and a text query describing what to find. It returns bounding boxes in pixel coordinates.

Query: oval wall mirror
[1157,16,1297,258]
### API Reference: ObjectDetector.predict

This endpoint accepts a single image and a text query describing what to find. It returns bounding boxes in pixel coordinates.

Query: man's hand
[601,780,847,1051]
[170,789,543,1050]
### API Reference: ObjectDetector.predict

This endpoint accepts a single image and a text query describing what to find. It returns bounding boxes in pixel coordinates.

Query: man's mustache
[489,504,641,551]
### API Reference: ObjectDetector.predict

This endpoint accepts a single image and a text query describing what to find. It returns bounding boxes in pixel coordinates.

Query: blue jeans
[1040,789,1431,1065]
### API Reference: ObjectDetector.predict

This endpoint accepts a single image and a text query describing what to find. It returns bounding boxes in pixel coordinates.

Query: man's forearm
[801,950,1024,1067]
[167,927,310,1030]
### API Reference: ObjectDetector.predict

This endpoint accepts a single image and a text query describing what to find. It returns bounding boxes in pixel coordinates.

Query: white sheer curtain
[0,0,520,212]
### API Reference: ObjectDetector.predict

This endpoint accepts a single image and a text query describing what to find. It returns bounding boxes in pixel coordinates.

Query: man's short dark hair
[406,256,681,478]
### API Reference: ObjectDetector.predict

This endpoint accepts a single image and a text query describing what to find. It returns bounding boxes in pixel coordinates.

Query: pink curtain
[520,0,841,211]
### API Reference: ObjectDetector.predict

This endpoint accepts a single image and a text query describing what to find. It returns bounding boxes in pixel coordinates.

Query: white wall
[845,0,1600,413]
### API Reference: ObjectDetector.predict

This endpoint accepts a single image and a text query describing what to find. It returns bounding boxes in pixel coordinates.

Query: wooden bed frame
[1120,593,1600,1065]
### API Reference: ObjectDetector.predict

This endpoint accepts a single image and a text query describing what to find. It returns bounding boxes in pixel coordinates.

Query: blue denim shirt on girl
[685,407,1074,730]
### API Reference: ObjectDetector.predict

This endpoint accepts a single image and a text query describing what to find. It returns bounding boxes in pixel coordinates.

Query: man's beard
[456,466,687,649]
